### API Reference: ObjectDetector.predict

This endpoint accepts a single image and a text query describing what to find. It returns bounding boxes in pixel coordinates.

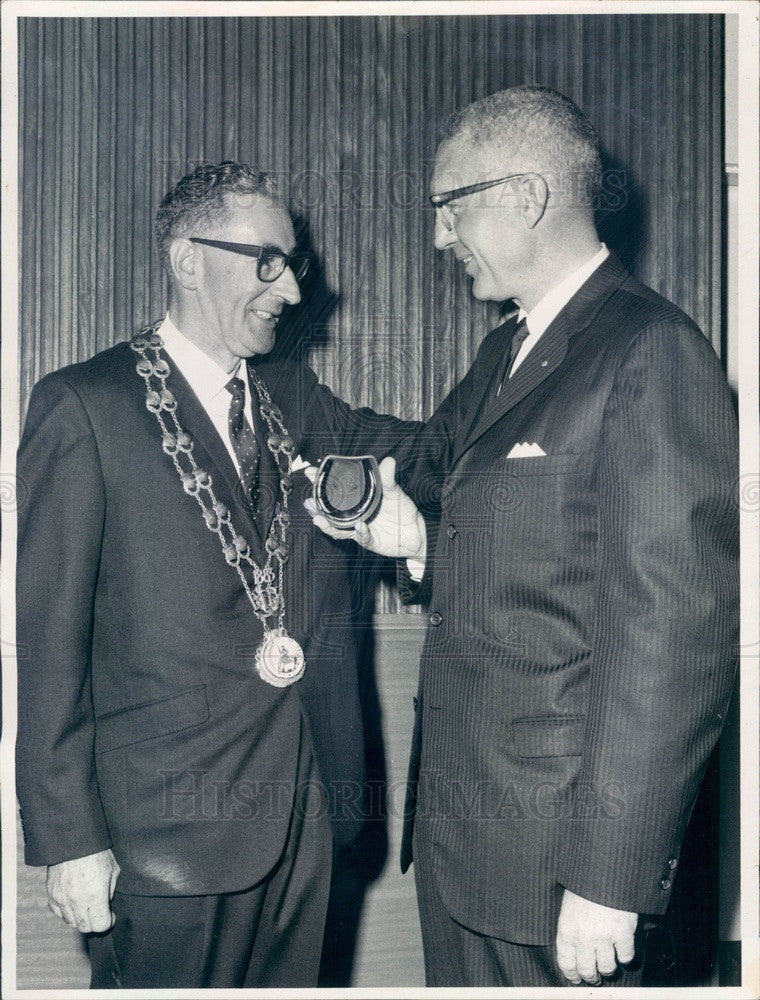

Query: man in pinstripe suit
[308,86,738,986]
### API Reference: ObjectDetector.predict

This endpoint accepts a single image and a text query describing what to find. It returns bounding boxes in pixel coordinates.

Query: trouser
[88,721,333,989]
[412,821,645,988]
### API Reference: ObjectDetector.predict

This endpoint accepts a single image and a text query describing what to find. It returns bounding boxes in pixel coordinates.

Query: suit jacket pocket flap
[504,453,592,476]
[96,684,210,753]
[512,715,586,757]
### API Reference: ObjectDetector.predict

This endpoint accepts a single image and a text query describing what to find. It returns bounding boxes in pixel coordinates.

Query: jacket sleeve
[257,354,419,461]
[16,374,112,866]
[558,320,739,915]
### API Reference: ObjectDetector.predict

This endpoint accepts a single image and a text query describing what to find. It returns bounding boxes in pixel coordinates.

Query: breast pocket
[95,684,210,753]
[503,452,592,477]
[499,451,597,553]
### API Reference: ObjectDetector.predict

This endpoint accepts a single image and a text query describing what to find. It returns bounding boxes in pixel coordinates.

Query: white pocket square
[507,442,547,459]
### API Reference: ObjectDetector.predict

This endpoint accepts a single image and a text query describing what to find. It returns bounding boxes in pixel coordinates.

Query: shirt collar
[157,314,245,406]
[519,243,610,336]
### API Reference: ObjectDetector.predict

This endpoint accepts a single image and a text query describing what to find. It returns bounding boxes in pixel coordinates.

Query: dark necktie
[496,318,530,396]
[226,376,261,512]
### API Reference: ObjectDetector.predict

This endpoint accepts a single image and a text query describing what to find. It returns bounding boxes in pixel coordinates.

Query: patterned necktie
[226,376,261,512]
[496,318,530,396]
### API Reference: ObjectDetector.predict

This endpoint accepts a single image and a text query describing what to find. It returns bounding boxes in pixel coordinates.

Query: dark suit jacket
[396,254,738,945]
[16,336,414,896]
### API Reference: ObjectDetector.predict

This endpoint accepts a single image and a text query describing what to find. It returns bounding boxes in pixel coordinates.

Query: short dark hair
[441,86,603,203]
[154,161,280,272]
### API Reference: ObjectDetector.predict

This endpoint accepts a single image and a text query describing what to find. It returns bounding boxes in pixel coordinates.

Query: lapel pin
[541,360,548,367]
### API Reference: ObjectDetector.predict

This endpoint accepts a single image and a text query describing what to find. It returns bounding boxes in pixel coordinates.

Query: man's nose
[274,266,301,305]
[434,213,457,251]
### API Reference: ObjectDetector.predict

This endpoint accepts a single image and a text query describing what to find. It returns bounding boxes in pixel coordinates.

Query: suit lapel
[164,359,267,552]
[454,315,569,466]
[452,313,519,456]
[451,252,630,470]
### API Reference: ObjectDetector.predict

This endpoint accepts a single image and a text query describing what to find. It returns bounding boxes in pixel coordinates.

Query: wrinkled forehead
[431,137,493,196]
[217,192,296,251]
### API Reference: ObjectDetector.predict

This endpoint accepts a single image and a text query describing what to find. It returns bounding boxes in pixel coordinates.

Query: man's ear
[169,238,201,291]
[520,173,549,229]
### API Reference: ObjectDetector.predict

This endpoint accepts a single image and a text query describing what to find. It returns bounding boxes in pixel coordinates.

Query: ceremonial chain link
[130,324,295,636]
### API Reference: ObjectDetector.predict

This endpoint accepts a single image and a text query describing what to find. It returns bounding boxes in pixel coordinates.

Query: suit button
[660,878,672,891]
[668,858,678,870]
[446,525,457,538]
[429,612,443,627]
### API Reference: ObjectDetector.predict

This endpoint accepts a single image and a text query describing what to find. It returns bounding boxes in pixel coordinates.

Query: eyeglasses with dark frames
[429,173,531,231]
[189,237,312,283]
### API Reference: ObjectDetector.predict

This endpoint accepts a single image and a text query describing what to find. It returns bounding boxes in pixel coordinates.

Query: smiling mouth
[459,254,474,265]
[251,308,279,321]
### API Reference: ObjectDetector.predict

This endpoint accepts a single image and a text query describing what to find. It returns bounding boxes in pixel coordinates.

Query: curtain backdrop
[19,14,723,423]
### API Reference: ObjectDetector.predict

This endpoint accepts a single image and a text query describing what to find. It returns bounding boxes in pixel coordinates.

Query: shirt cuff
[406,557,426,583]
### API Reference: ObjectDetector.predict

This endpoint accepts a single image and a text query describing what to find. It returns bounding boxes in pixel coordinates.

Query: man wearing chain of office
[16,162,413,988]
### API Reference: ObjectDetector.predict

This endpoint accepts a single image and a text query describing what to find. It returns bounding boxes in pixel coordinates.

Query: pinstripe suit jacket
[397,253,738,945]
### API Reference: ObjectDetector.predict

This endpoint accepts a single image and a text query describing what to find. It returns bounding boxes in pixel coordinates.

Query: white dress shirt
[509,243,610,377]
[157,314,257,479]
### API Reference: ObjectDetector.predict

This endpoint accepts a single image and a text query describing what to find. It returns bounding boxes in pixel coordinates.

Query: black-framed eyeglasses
[429,173,530,231]
[189,237,312,283]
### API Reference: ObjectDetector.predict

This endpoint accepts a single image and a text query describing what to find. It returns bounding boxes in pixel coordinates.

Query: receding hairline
[154,162,289,273]
[434,87,603,200]
[199,188,288,233]
[434,131,524,169]
[435,121,573,172]
[164,190,293,253]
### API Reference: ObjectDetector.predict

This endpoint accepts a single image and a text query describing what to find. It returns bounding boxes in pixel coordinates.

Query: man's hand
[304,456,426,561]
[46,848,120,933]
[555,889,637,985]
